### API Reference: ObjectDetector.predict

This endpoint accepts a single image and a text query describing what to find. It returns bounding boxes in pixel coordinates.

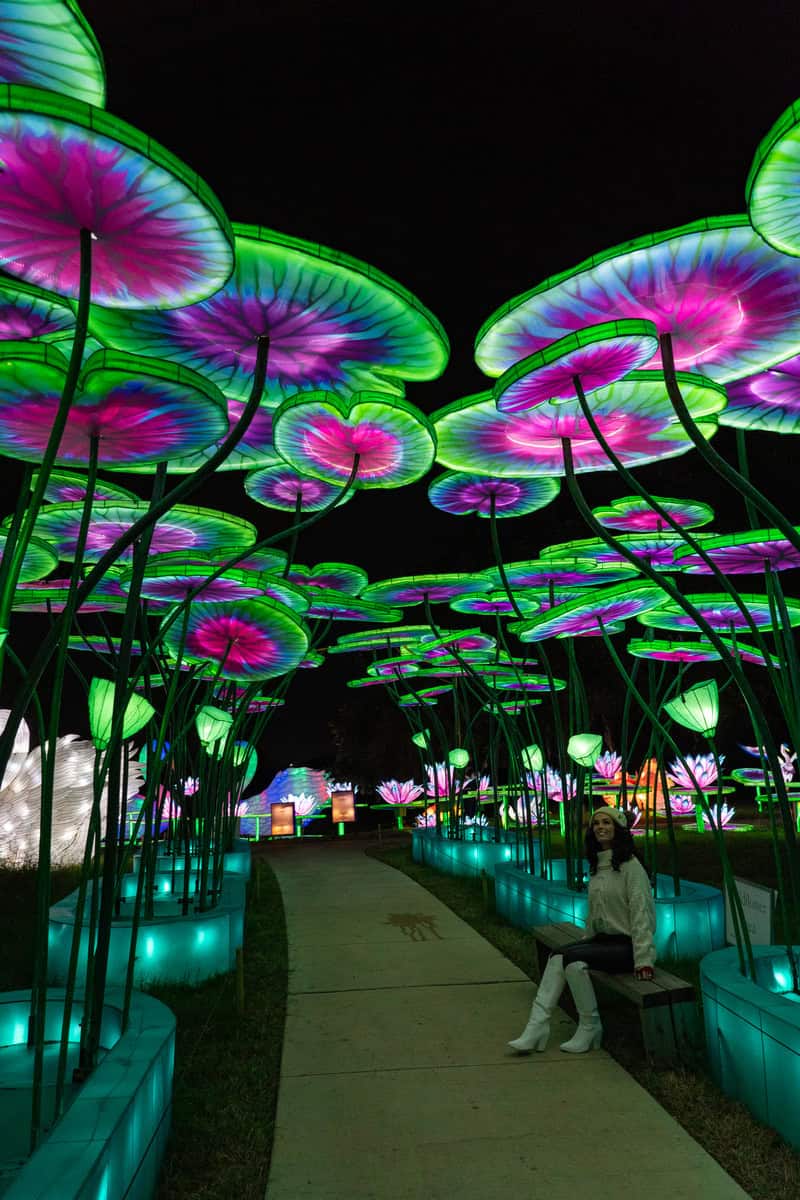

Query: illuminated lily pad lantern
[33,469,138,505]
[541,533,711,572]
[416,630,497,658]
[25,502,257,562]
[592,495,715,533]
[627,637,723,663]
[663,681,719,738]
[301,589,401,623]
[638,593,800,633]
[89,223,448,402]
[449,589,541,616]
[747,98,800,258]
[327,625,431,654]
[673,529,800,574]
[723,354,800,434]
[273,391,436,489]
[89,679,154,750]
[0,345,228,468]
[475,217,800,384]
[121,554,280,606]
[0,86,233,307]
[433,374,724,477]
[287,563,368,595]
[245,463,356,510]
[161,397,281,473]
[510,581,666,642]
[0,0,105,105]
[492,319,659,411]
[0,533,58,583]
[428,471,560,518]
[0,274,79,343]
[362,574,491,607]
[480,557,640,589]
[162,597,309,682]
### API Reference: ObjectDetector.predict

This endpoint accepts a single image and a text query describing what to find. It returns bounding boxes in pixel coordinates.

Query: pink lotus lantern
[594,751,623,781]
[376,779,424,806]
[666,753,721,791]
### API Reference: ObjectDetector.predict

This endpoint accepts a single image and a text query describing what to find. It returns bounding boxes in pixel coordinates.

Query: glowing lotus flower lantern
[375,778,425,830]
[667,753,720,792]
[425,762,474,801]
[594,751,623,781]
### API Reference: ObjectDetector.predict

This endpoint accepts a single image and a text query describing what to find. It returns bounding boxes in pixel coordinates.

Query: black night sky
[14,1,800,780]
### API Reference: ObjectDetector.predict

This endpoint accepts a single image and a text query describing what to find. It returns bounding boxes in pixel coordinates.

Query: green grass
[367,838,800,1200]
[150,851,287,1199]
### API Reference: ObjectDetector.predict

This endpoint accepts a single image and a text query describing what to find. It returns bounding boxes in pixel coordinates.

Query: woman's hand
[634,966,655,981]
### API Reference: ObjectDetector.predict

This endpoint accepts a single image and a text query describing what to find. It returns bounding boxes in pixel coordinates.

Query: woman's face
[591,812,617,846]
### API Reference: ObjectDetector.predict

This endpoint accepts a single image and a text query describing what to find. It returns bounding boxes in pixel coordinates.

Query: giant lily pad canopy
[0,0,106,105]
[89,223,449,402]
[541,533,712,572]
[475,217,800,384]
[433,374,724,477]
[0,344,228,467]
[272,391,436,488]
[361,574,491,607]
[0,86,233,307]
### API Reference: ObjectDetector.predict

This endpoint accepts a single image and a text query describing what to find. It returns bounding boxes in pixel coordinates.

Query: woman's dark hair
[585,813,636,875]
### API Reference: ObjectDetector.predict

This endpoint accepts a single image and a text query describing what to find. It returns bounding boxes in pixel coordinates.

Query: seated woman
[508,806,656,1054]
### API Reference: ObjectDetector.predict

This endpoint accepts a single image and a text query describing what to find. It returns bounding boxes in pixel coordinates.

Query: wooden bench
[532,921,703,1064]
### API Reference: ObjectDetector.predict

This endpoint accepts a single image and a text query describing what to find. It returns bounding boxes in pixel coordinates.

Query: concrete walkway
[263,839,750,1200]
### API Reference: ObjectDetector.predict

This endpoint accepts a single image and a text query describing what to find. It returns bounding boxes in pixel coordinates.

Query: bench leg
[670,1000,704,1059]
[639,1004,679,1063]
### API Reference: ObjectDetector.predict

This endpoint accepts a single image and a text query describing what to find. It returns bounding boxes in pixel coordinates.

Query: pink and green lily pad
[160,596,309,682]
[0,532,57,582]
[32,468,138,505]
[433,373,724,477]
[540,533,711,572]
[166,398,282,473]
[592,495,715,532]
[362,574,491,607]
[479,557,640,588]
[722,354,800,433]
[300,589,402,623]
[273,391,436,488]
[0,344,228,467]
[245,463,356,512]
[448,590,541,616]
[476,216,800,383]
[509,581,666,642]
[287,563,368,596]
[25,502,257,562]
[119,554,282,605]
[327,625,431,654]
[0,1,105,105]
[673,529,800,574]
[627,635,779,667]
[0,86,233,307]
[637,593,800,633]
[89,223,448,402]
[492,319,659,411]
[427,471,559,518]
[747,99,800,258]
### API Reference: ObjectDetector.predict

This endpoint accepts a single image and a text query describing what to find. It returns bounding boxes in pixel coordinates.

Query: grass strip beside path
[368,838,800,1200]
[152,852,287,1200]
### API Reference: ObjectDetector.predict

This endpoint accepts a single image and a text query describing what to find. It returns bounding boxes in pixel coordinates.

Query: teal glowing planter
[411,827,537,877]
[701,946,800,1151]
[48,877,246,987]
[1,987,174,1200]
[494,863,725,961]
[131,838,251,881]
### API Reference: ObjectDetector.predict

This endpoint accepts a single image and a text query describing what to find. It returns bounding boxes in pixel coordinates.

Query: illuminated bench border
[2,987,174,1200]
[701,945,800,1151]
[411,827,538,877]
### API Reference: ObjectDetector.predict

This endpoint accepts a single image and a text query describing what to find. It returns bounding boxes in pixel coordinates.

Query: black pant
[550,933,634,972]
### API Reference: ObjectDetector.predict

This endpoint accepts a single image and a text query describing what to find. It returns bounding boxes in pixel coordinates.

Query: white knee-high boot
[559,961,602,1053]
[508,954,565,1053]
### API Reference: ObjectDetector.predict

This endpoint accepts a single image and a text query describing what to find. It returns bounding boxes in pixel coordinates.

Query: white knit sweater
[587,850,657,969]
